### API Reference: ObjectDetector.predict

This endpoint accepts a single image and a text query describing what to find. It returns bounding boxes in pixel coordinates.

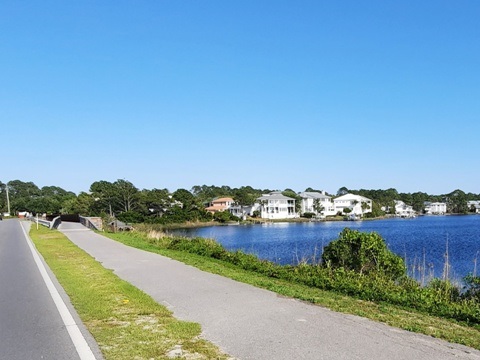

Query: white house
[467,201,480,214]
[333,193,372,216]
[424,202,447,215]
[256,191,297,219]
[229,205,255,220]
[394,200,416,217]
[298,191,336,218]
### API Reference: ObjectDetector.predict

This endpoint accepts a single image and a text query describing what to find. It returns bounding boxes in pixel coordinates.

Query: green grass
[30,225,230,360]
[104,230,480,350]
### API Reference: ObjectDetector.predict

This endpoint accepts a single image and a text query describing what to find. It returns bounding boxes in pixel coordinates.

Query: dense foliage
[322,229,405,280]
[1,180,479,222]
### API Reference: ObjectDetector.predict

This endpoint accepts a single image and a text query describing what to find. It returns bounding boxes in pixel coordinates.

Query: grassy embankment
[103,226,480,351]
[30,225,230,360]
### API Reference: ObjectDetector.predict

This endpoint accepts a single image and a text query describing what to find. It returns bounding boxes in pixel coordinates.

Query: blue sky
[2,1,479,195]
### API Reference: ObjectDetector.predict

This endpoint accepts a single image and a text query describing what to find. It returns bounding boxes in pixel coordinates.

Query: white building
[333,193,372,216]
[229,205,254,220]
[424,202,447,215]
[256,191,297,219]
[467,201,480,214]
[298,191,336,218]
[394,200,416,217]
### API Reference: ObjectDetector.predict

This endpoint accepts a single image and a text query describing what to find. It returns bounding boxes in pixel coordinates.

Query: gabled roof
[298,191,331,200]
[212,197,234,203]
[205,205,228,211]
[257,192,295,201]
[334,193,371,202]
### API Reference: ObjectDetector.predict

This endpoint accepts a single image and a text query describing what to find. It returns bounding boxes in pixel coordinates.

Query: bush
[117,211,145,223]
[462,275,480,301]
[321,228,406,280]
[213,211,239,223]
[302,212,316,219]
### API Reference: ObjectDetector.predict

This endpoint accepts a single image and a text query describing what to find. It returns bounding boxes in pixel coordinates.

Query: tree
[6,180,41,213]
[312,198,324,217]
[337,186,349,196]
[62,192,95,215]
[282,189,302,213]
[139,188,171,218]
[113,179,139,212]
[169,188,210,222]
[90,180,117,215]
[322,228,405,280]
[213,210,238,223]
[361,201,370,213]
[447,189,468,214]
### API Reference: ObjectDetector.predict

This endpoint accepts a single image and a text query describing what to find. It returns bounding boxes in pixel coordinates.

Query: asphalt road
[58,221,480,360]
[0,220,100,360]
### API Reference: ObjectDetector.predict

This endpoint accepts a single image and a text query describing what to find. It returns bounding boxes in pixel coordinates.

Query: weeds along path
[58,222,480,360]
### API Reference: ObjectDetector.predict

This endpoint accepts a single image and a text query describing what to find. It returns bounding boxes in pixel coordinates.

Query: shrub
[462,275,480,301]
[321,228,405,280]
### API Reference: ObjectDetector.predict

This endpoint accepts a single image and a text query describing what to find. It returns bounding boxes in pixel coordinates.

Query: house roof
[205,205,227,211]
[334,193,371,202]
[298,192,331,200]
[212,197,234,203]
[257,192,295,201]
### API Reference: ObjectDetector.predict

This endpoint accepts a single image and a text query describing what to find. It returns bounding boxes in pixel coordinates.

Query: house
[205,197,235,214]
[255,191,297,219]
[298,191,336,218]
[229,205,255,220]
[467,201,480,214]
[424,202,446,215]
[333,193,372,216]
[394,200,416,218]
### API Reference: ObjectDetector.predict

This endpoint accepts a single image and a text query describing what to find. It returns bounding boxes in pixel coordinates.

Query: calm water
[172,215,480,281]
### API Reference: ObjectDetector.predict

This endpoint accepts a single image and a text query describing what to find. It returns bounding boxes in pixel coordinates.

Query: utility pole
[5,184,10,215]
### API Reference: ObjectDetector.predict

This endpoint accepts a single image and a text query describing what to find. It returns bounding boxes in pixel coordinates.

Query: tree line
[1,180,479,223]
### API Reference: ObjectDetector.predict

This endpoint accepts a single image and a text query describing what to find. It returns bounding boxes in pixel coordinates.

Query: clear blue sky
[2,1,479,195]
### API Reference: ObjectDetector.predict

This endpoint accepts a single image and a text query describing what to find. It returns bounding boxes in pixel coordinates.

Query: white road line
[20,222,97,360]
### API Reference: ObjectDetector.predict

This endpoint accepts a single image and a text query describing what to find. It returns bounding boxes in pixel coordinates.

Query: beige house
[205,197,235,214]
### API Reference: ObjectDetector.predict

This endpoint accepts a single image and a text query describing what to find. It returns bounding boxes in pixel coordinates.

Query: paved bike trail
[58,222,480,360]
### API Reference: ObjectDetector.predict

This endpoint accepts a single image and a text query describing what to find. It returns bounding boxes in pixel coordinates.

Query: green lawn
[30,225,230,360]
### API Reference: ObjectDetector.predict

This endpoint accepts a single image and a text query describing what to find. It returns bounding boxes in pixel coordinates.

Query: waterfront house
[424,202,447,215]
[229,205,255,220]
[256,191,297,219]
[298,191,336,218]
[467,201,480,213]
[333,193,372,216]
[394,200,416,217]
[205,197,235,214]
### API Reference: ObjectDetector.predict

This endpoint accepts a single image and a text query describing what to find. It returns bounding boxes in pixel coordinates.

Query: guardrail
[27,215,61,229]
[79,216,103,231]
[51,216,61,229]
[27,216,51,228]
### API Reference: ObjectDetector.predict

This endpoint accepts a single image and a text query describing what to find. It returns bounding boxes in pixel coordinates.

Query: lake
[172,215,480,282]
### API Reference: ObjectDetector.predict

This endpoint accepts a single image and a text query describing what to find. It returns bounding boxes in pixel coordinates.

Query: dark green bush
[322,228,405,280]
[302,212,316,219]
